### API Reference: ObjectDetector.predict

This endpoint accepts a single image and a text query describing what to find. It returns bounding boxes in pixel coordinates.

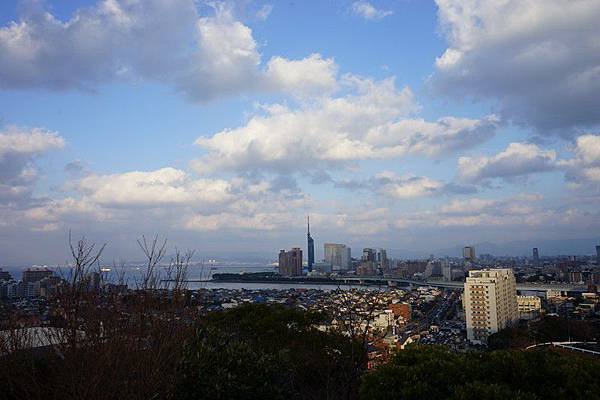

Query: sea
[2,262,374,291]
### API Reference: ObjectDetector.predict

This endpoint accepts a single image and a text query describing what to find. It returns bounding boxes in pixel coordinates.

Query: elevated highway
[333,276,587,293]
[525,341,600,356]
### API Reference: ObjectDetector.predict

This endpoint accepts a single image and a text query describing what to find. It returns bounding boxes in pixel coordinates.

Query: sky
[0,0,599,265]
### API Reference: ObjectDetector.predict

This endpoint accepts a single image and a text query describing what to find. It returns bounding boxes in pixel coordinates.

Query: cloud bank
[434,0,600,134]
[0,0,336,102]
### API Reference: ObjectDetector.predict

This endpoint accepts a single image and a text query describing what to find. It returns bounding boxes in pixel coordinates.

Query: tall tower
[307,216,315,271]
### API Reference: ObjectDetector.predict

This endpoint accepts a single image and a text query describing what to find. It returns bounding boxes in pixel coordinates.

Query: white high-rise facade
[324,243,351,271]
[464,268,518,344]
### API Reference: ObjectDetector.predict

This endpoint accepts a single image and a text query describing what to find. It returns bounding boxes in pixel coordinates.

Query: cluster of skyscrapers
[278,217,389,277]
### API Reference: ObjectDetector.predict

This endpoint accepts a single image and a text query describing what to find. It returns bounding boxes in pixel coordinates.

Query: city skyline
[1,0,600,265]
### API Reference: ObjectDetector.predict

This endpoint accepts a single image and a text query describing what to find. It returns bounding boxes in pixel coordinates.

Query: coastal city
[2,219,599,365]
[2,0,600,397]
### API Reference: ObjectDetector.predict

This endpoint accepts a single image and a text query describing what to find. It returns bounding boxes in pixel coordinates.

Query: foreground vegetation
[488,315,600,349]
[360,345,600,400]
[176,304,365,400]
[3,301,600,399]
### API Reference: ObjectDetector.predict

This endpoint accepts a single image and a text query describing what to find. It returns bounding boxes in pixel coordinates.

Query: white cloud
[568,134,600,166]
[77,168,234,207]
[4,166,311,237]
[375,171,444,199]
[175,3,261,101]
[20,167,310,232]
[365,114,499,158]
[264,54,338,97]
[192,76,498,174]
[391,194,556,229]
[457,142,557,182]
[351,1,393,20]
[434,0,600,133]
[560,133,600,183]
[440,198,497,214]
[0,0,338,102]
[256,4,273,21]
[185,211,289,232]
[0,0,197,90]
[0,126,65,157]
[0,126,65,203]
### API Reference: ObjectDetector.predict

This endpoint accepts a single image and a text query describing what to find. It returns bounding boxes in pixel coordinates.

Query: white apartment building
[464,268,518,344]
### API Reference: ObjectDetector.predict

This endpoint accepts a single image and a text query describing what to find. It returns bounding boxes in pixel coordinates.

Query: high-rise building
[532,247,540,268]
[324,243,351,271]
[464,268,518,344]
[463,246,475,261]
[362,248,376,262]
[378,249,388,271]
[0,268,12,281]
[441,261,452,282]
[346,247,352,268]
[307,216,314,271]
[596,245,600,265]
[358,248,377,276]
[22,267,53,284]
[278,248,303,277]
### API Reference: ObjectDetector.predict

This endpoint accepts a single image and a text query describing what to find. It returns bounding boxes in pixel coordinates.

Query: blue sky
[0,0,599,264]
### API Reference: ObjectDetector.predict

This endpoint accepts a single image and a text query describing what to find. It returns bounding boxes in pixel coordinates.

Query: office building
[596,245,600,264]
[307,216,315,271]
[464,268,518,344]
[463,246,475,262]
[532,248,539,268]
[324,243,351,271]
[278,248,303,277]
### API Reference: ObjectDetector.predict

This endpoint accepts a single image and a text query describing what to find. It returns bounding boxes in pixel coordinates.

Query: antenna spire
[307,215,310,235]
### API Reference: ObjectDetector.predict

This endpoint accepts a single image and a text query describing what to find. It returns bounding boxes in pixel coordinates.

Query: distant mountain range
[389,237,600,259]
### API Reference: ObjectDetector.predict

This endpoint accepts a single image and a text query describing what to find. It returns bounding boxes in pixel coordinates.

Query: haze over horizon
[1,0,599,265]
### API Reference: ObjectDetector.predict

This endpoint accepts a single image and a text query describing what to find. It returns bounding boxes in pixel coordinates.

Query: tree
[359,345,600,400]
[175,304,366,400]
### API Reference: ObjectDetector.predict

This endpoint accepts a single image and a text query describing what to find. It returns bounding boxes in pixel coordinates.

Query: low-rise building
[517,295,542,320]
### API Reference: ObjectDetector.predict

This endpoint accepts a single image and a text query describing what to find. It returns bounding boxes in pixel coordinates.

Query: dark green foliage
[359,345,600,400]
[175,304,365,400]
[489,316,600,349]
